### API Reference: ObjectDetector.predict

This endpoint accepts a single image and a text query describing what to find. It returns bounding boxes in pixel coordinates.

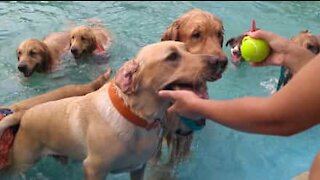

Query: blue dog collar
[179,116,206,131]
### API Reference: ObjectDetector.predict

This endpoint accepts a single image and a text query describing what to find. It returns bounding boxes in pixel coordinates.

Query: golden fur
[156,8,228,166]
[70,24,111,59]
[1,41,224,180]
[16,32,70,77]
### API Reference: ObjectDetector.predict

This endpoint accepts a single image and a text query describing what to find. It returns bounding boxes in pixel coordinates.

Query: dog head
[16,39,53,77]
[114,41,227,121]
[291,30,320,55]
[161,9,227,63]
[70,26,97,59]
[225,34,245,66]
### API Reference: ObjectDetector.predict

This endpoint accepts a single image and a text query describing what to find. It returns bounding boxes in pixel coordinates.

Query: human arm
[159,53,320,136]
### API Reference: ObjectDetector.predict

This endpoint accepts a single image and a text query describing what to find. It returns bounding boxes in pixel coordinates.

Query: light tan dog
[278,30,320,88]
[157,8,227,166]
[1,41,226,180]
[16,32,71,77]
[291,30,320,55]
[69,22,111,60]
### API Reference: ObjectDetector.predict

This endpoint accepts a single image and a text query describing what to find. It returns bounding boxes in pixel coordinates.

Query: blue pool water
[1,1,320,180]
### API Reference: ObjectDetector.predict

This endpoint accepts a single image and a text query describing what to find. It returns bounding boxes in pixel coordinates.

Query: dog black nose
[18,64,28,73]
[71,48,79,54]
[207,55,228,69]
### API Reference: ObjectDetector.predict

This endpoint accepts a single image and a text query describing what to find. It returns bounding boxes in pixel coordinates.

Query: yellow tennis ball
[240,36,271,62]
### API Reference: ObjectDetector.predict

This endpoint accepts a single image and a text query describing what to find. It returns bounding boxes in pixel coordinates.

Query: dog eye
[29,50,36,56]
[17,51,21,56]
[307,44,315,50]
[166,52,180,61]
[192,32,201,39]
[81,36,86,41]
[71,36,74,39]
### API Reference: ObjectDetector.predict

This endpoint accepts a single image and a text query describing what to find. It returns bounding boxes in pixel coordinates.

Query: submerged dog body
[16,32,71,77]
[70,24,112,60]
[3,41,224,179]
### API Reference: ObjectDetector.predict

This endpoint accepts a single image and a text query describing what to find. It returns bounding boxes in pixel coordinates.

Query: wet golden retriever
[156,8,228,166]
[280,30,320,87]
[16,32,70,77]
[69,23,111,60]
[1,41,226,180]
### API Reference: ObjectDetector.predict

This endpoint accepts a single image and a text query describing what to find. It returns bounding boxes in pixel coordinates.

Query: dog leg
[130,164,146,180]
[83,156,108,180]
[4,128,42,176]
[0,111,24,136]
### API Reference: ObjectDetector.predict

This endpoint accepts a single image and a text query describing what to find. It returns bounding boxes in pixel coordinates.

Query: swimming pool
[1,1,320,180]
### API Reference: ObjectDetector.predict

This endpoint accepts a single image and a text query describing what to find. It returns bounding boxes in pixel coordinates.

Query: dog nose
[206,55,228,69]
[18,64,27,73]
[71,48,78,54]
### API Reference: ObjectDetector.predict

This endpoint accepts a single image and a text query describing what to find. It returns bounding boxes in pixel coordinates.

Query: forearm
[191,96,302,136]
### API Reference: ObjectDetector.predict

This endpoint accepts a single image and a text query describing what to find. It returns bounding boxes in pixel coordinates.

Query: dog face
[16,39,52,77]
[115,41,227,119]
[70,26,97,59]
[291,30,320,55]
[161,9,226,62]
[225,34,245,66]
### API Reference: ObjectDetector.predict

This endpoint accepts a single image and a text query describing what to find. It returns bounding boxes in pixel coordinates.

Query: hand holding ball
[240,36,271,63]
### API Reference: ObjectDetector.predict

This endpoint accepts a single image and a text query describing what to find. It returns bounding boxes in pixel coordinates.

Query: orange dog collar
[108,84,159,130]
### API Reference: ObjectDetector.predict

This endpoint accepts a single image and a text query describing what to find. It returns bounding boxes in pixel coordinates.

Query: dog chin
[22,69,35,77]
[72,53,82,59]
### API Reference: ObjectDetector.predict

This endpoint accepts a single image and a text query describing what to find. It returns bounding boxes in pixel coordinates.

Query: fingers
[158,90,175,100]
[247,29,275,42]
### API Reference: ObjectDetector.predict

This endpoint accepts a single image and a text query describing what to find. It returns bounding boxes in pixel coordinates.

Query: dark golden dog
[16,32,70,77]
[156,8,228,166]
[69,23,111,60]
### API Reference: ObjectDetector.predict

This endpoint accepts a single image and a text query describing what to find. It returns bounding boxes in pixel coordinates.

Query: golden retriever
[156,8,228,166]
[69,23,111,60]
[279,30,320,87]
[0,41,225,180]
[16,32,70,77]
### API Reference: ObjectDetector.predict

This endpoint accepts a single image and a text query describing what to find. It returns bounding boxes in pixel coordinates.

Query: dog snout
[207,55,228,69]
[71,47,79,55]
[18,63,28,73]
[204,55,228,80]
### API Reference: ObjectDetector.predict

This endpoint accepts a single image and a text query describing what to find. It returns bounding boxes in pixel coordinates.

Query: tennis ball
[240,36,271,62]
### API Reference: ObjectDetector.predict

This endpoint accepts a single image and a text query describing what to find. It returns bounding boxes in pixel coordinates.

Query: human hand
[246,29,315,73]
[158,90,202,119]
[245,29,291,67]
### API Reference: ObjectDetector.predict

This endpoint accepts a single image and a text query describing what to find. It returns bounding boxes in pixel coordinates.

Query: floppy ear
[39,43,53,73]
[88,33,97,53]
[115,59,139,94]
[225,37,235,47]
[160,20,180,41]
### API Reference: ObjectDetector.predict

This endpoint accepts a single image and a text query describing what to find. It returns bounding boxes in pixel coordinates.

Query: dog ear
[115,59,139,94]
[225,37,235,47]
[161,20,180,41]
[39,43,53,73]
[88,34,97,53]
